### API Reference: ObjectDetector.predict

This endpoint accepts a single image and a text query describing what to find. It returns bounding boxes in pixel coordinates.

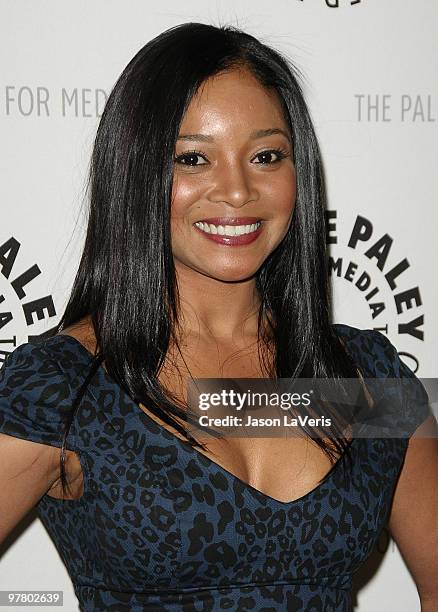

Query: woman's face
[171,67,296,282]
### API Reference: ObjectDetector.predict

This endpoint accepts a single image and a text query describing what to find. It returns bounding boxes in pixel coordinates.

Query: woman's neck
[173,264,264,344]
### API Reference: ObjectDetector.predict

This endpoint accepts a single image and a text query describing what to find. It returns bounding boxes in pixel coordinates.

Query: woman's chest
[154,344,338,505]
[38,416,407,592]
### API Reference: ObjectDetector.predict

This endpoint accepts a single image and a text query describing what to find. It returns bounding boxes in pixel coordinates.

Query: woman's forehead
[180,71,288,132]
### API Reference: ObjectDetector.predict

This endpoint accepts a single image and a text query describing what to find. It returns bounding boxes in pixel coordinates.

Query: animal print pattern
[0,324,430,611]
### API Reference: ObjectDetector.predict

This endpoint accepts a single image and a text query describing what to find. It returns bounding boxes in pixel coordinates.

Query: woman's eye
[174,151,208,167]
[252,148,289,165]
[173,147,290,168]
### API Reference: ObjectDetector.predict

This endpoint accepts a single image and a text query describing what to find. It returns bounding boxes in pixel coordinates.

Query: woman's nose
[207,162,258,208]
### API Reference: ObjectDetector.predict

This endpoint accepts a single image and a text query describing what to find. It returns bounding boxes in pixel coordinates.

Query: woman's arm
[388,414,438,609]
[0,433,61,544]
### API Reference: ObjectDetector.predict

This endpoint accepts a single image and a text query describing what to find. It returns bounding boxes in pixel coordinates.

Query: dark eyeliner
[174,147,290,166]
[174,149,209,164]
[252,147,290,163]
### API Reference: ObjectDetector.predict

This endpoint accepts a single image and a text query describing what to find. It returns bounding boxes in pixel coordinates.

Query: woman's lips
[193,219,264,246]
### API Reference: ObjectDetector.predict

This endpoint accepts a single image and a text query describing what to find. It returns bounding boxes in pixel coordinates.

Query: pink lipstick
[193,217,264,246]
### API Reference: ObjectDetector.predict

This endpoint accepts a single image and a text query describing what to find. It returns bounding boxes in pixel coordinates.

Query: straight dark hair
[52,22,363,498]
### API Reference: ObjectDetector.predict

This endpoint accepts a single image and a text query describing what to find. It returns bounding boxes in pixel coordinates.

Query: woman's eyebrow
[177,128,291,143]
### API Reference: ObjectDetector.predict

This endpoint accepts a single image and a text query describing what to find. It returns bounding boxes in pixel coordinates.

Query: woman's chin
[203,267,260,283]
[173,257,263,282]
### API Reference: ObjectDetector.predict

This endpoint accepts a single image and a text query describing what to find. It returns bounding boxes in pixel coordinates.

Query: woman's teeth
[194,221,262,236]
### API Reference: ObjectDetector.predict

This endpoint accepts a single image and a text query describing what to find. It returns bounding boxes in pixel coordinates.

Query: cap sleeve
[368,330,432,438]
[0,342,75,450]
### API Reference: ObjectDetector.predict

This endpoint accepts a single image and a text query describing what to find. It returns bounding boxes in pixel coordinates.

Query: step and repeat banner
[1,1,436,610]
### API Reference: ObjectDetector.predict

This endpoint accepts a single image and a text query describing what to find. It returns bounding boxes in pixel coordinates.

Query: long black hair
[53,22,362,498]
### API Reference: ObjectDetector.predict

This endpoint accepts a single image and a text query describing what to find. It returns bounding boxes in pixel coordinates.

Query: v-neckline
[49,333,357,507]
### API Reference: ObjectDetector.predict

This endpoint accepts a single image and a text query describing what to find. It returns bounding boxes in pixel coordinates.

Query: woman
[0,22,437,612]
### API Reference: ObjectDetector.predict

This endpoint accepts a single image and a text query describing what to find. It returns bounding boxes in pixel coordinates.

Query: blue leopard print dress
[0,324,431,611]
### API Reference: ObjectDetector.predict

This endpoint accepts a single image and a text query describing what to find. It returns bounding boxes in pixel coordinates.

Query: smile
[193,219,264,246]
[194,221,262,236]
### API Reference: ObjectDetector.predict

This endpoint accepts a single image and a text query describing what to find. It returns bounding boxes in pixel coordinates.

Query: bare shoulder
[57,315,98,354]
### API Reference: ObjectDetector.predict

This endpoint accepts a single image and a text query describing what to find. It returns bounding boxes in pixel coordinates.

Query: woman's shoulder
[1,338,70,381]
[0,322,97,449]
[332,322,403,375]
[0,339,75,449]
[332,322,431,437]
[331,321,389,348]
[2,330,95,382]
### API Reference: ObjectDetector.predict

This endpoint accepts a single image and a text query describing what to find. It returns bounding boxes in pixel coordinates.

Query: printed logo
[0,236,57,364]
[327,211,425,373]
[3,86,108,118]
[355,94,437,122]
[298,0,362,7]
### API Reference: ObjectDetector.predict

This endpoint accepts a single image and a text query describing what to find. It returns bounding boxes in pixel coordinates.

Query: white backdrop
[1,1,436,610]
